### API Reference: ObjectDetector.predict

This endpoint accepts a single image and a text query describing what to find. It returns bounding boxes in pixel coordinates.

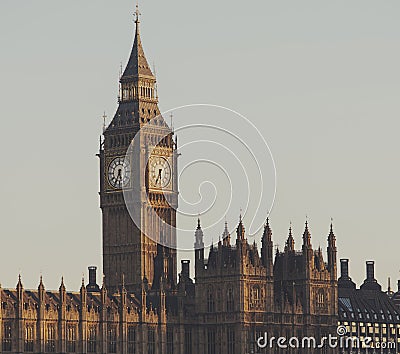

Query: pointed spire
[328,219,336,246]
[222,219,231,246]
[302,219,312,248]
[237,214,245,241]
[194,217,204,249]
[59,276,66,292]
[285,223,295,252]
[38,275,45,290]
[262,218,272,242]
[121,4,154,80]
[17,274,23,290]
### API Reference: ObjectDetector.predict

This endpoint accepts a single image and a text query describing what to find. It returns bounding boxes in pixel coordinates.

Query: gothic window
[24,324,34,352]
[184,329,192,354]
[207,287,215,312]
[317,289,325,308]
[2,322,12,351]
[108,326,117,353]
[227,328,235,354]
[167,329,174,354]
[67,325,77,353]
[128,326,136,354]
[250,285,261,308]
[88,326,97,353]
[147,328,155,354]
[207,329,216,354]
[45,324,56,353]
[227,288,234,312]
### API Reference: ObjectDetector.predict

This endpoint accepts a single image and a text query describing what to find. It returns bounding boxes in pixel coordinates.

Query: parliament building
[2,6,399,354]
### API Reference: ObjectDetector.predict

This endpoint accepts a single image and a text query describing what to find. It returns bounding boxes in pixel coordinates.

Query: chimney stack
[366,261,375,281]
[87,266,100,292]
[340,259,350,279]
[181,260,190,279]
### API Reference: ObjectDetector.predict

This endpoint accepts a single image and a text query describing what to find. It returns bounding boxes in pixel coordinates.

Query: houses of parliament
[2,6,400,354]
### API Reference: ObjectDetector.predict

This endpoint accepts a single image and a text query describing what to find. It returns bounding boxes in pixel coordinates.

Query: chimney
[181,260,190,279]
[87,266,100,292]
[340,259,349,279]
[366,261,375,281]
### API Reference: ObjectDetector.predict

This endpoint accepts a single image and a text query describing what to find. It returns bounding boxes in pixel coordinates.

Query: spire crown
[302,219,312,247]
[120,5,154,81]
[237,214,245,241]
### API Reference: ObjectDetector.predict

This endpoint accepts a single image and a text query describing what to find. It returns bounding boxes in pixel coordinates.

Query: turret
[222,220,231,246]
[327,222,337,276]
[59,277,66,304]
[236,214,246,243]
[261,219,274,277]
[302,220,313,267]
[284,224,295,253]
[194,218,204,278]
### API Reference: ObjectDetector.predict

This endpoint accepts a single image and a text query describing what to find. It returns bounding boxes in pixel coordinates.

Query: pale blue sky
[0,1,399,291]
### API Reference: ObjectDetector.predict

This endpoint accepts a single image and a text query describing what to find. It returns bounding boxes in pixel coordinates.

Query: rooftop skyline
[0,1,399,290]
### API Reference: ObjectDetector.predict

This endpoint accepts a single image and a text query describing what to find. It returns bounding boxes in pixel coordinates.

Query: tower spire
[120,3,154,81]
[285,223,295,252]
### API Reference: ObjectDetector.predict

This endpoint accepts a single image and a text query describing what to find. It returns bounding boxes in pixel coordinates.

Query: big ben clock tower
[99,7,178,293]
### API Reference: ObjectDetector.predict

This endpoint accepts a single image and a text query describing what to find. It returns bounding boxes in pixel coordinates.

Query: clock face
[108,157,131,189]
[149,156,171,189]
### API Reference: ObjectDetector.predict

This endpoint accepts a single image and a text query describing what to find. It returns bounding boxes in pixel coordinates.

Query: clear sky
[0,0,399,291]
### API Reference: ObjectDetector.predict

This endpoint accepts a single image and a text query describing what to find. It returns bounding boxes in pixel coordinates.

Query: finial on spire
[134,2,141,24]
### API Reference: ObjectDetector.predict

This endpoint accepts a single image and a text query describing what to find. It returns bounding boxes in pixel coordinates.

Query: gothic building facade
[0,7,342,354]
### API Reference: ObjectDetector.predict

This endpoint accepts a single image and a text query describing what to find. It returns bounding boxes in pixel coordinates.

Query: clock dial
[149,156,171,189]
[108,157,131,189]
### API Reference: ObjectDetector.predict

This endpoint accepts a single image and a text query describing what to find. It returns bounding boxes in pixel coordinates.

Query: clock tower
[99,8,178,293]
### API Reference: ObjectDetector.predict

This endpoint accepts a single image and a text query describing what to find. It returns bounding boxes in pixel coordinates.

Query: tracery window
[148,328,155,354]
[88,325,97,353]
[24,324,34,352]
[45,324,56,353]
[128,326,136,354]
[317,289,325,308]
[67,325,77,353]
[207,287,215,312]
[2,322,12,351]
[227,288,234,312]
[108,326,117,353]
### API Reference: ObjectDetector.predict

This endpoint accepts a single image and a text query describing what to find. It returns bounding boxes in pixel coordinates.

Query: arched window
[108,326,117,353]
[227,288,234,312]
[88,326,97,353]
[67,325,77,353]
[207,287,215,312]
[24,324,34,352]
[45,324,56,352]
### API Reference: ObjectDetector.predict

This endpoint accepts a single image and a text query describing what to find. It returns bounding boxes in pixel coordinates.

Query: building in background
[338,259,400,353]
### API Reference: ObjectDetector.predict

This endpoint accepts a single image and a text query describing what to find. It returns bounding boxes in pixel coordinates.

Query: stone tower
[99,7,178,293]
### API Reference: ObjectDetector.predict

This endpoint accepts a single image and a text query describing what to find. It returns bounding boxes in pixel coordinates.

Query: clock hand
[157,169,162,185]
